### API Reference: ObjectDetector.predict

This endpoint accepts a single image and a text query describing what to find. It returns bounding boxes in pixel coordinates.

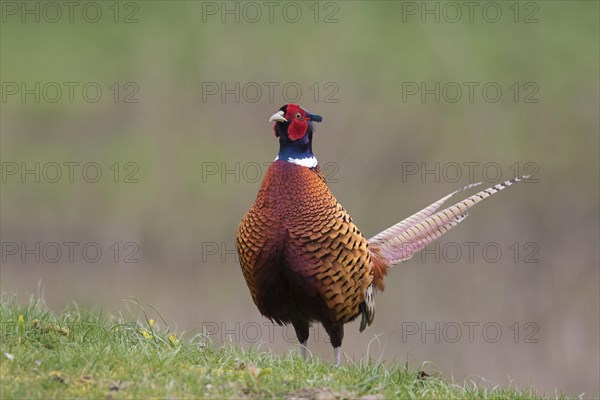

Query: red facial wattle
[285,104,308,141]
[271,104,323,140]
[287,118,308,141]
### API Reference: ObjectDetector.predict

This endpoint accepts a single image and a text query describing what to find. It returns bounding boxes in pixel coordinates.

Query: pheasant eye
[295,113,302,119]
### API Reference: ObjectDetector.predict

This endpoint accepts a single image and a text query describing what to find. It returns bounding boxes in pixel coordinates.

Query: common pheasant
[236,104,528,365]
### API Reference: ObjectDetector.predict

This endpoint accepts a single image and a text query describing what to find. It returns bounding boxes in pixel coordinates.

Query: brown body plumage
[237,161,373,354]
[236,104,527,365]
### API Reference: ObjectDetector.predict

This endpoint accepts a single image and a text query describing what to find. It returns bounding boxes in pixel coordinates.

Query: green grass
[0,297,552,399]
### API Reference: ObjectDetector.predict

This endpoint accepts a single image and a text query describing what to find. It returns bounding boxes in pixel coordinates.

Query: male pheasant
[236,104,527,365]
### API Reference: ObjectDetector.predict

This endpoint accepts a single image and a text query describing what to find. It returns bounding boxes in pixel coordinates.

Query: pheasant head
[269,104,323,167]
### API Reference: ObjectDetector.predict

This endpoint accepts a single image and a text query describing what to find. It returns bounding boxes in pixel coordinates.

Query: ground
[0,296,553,399]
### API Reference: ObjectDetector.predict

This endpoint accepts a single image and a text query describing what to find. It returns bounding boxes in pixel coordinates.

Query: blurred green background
[1,1,598,396]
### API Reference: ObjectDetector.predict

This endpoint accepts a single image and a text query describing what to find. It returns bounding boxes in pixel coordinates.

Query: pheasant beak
[269,110,287,123]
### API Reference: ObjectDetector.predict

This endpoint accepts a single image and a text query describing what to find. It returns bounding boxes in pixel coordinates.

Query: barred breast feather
[236,160,373,329]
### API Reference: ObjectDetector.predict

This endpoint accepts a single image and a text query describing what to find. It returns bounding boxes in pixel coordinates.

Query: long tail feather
[369,175,528,290]
[369,182,481,247]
